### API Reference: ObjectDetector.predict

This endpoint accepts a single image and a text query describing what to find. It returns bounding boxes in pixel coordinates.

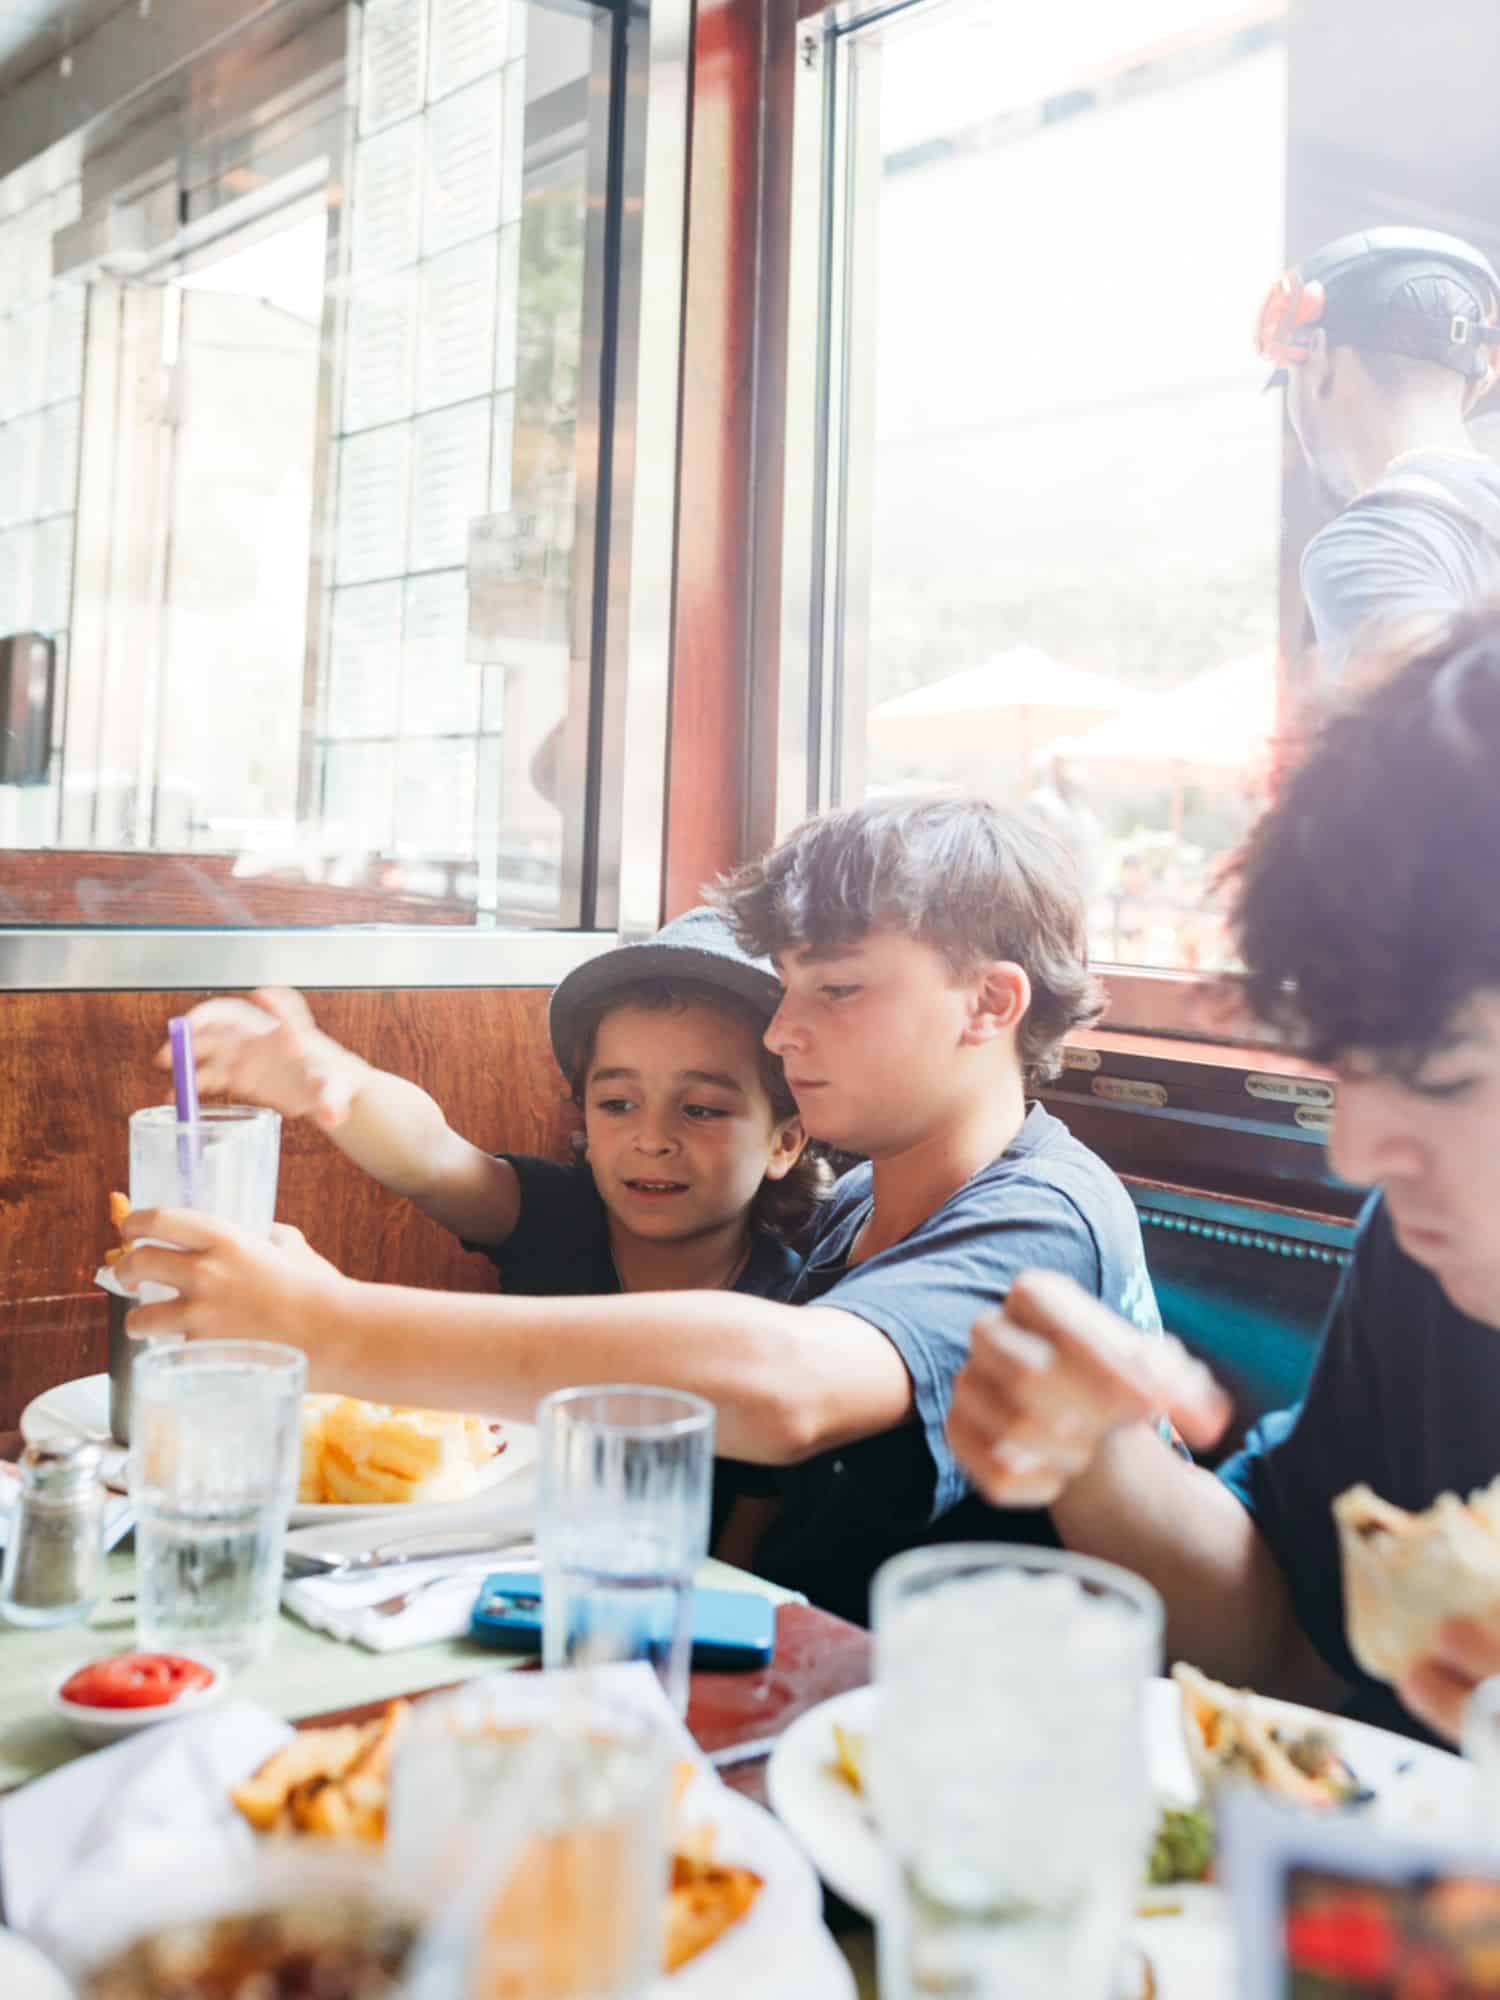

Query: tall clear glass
[871,1544,1164,2000]
[537,1386,715,1716]
[1464,1673,1500,1848]
[129,1104,281,1224]
[391,1677,671,2000]
[116,1105,282,1442]
[129,1340,306,1671]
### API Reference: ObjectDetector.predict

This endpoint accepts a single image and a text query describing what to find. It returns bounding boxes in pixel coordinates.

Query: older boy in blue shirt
[120,798,1157,1624]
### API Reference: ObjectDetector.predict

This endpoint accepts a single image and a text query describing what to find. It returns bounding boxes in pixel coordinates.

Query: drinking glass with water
[537,1386,714,1715]
[129,1340,306,1671]
[870,1544,1164,2000]
[113,1105,282,1443]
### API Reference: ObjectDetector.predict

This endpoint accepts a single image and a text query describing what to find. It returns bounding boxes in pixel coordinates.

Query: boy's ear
[763,1116,807,1180]
[960,961,1031,1046]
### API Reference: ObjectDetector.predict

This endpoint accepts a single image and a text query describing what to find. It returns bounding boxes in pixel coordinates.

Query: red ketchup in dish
[60,1653,215,1709]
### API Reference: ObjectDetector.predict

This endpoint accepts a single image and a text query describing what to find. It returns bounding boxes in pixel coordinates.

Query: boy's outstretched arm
[114,1211,914,1465]
[155,989,521,1245]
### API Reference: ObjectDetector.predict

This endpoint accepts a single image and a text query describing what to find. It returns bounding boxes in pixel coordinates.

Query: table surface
[0,1428,877,1989]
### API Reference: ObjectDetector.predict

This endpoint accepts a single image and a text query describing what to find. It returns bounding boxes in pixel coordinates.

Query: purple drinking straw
[167,1015,201,1205]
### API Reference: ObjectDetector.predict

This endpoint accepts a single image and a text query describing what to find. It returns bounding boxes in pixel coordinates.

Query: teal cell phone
[468,1571,776,1671]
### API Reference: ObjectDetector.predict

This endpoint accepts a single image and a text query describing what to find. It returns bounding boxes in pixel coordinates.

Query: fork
[367,1550,536,1620]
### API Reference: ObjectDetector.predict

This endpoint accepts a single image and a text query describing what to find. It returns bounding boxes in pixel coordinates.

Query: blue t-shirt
[751,1102,1161,1624]
[466,1154,802,1302]
[1302,454,1500,680]
[1219,1195,1500,1740]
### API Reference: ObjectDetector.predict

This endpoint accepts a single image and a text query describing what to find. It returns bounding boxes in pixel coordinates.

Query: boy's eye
[1409,1075,1480,1102]
[820,983,862,1002]
[682,1103,731,1122]
[593,1096,634,1115]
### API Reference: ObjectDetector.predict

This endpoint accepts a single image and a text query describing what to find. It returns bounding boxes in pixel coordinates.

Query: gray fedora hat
[548,906,782,1076]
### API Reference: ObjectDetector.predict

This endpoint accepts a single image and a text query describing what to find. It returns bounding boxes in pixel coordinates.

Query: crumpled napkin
[0,1702,292,1967]
[280,1470,537,1652]
[0,1670,852,2000]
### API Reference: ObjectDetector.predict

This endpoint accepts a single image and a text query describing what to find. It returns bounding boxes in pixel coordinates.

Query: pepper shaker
[0,1438,106,1627]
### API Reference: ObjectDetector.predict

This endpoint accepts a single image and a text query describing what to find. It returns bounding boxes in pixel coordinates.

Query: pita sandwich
[1335,1478,1500,1685]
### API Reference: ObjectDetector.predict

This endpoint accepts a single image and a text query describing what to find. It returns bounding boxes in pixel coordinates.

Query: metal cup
[107,1294,135,1445]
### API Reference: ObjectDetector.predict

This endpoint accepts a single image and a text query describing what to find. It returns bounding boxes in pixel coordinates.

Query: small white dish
[49,1652,227,1747]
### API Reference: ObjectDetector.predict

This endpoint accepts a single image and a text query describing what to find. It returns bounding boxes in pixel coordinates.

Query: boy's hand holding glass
[114,1211,350,1355]
[154,987,365,1132]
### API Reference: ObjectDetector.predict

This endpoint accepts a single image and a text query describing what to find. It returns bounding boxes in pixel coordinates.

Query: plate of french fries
[228,1699,849,1994]
[29,1192,536,1520]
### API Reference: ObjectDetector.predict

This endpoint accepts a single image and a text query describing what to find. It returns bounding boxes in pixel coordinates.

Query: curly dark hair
[563,977,832,1243]
[711,795,1103,1089]
[1228,606,1500,1069]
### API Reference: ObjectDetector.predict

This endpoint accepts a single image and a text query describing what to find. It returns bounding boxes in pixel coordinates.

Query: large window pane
[0,0,615,931]
[821,0,1286,972]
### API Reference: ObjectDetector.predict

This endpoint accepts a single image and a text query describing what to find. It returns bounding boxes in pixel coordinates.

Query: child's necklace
[612,1240,752,1294]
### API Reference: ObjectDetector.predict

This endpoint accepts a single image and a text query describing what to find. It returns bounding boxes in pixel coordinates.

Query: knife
[283,1528,534,1581]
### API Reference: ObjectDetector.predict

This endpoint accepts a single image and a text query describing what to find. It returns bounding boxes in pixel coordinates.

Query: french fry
[109,1190,130,1231]
[663,1860,764,1971]
[232,1705,763,1973]
[230,1726,367,1832]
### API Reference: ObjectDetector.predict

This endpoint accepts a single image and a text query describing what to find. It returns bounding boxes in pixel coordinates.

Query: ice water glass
[537,1386,714,1715]
[391,1678,671,2000]
[129,1340,306,1670]
[871,1544,1164,2000]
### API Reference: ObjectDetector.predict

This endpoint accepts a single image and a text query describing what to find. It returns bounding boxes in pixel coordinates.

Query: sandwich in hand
[1335,1477,1500,1686]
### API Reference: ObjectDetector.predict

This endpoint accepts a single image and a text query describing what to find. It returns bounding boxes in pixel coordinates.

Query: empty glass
[129,1340,306,1670]
[871,1544,1164,2000]
[537,1386,714,1716]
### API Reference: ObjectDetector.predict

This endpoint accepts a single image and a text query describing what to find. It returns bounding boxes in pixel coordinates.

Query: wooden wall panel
[0,987,578,1426]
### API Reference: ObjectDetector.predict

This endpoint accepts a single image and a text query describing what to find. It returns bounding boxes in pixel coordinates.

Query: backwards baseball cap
[1257,226,1500,390]
[548,906,782,1078]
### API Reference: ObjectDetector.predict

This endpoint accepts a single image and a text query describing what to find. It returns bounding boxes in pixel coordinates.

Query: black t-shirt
[465,1156,801,1547]
[1302,453,1500,679]
[751,1104,1161,1625]
[468,1153,802,1301]
[1219,1195,1500,1741]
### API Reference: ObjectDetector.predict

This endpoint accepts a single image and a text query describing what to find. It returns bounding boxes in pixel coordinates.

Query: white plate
[662,1771,855,1999]
[20,1375,534,1525]
[20,1374,128,1489]
[49,1652,227,1748]
[766,1678,1473,1996]
[0,1929,72,2000]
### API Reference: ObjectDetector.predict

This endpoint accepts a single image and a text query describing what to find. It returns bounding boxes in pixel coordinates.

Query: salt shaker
[0,1438,106,1626]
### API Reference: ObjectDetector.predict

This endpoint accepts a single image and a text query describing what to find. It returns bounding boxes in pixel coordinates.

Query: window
[794,0,1288,975]
[0,0,630,932]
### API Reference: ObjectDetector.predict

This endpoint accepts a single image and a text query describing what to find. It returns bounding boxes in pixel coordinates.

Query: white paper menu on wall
[344,273,419,432]
[335,423,412,586]
[359,0,426,135]
[417,235,499,412]
[409,401,492,573]
[422,77,504,260]
[429,0,513,103]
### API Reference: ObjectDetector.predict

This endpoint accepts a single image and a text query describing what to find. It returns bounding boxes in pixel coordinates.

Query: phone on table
[469,1571,776,1671]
